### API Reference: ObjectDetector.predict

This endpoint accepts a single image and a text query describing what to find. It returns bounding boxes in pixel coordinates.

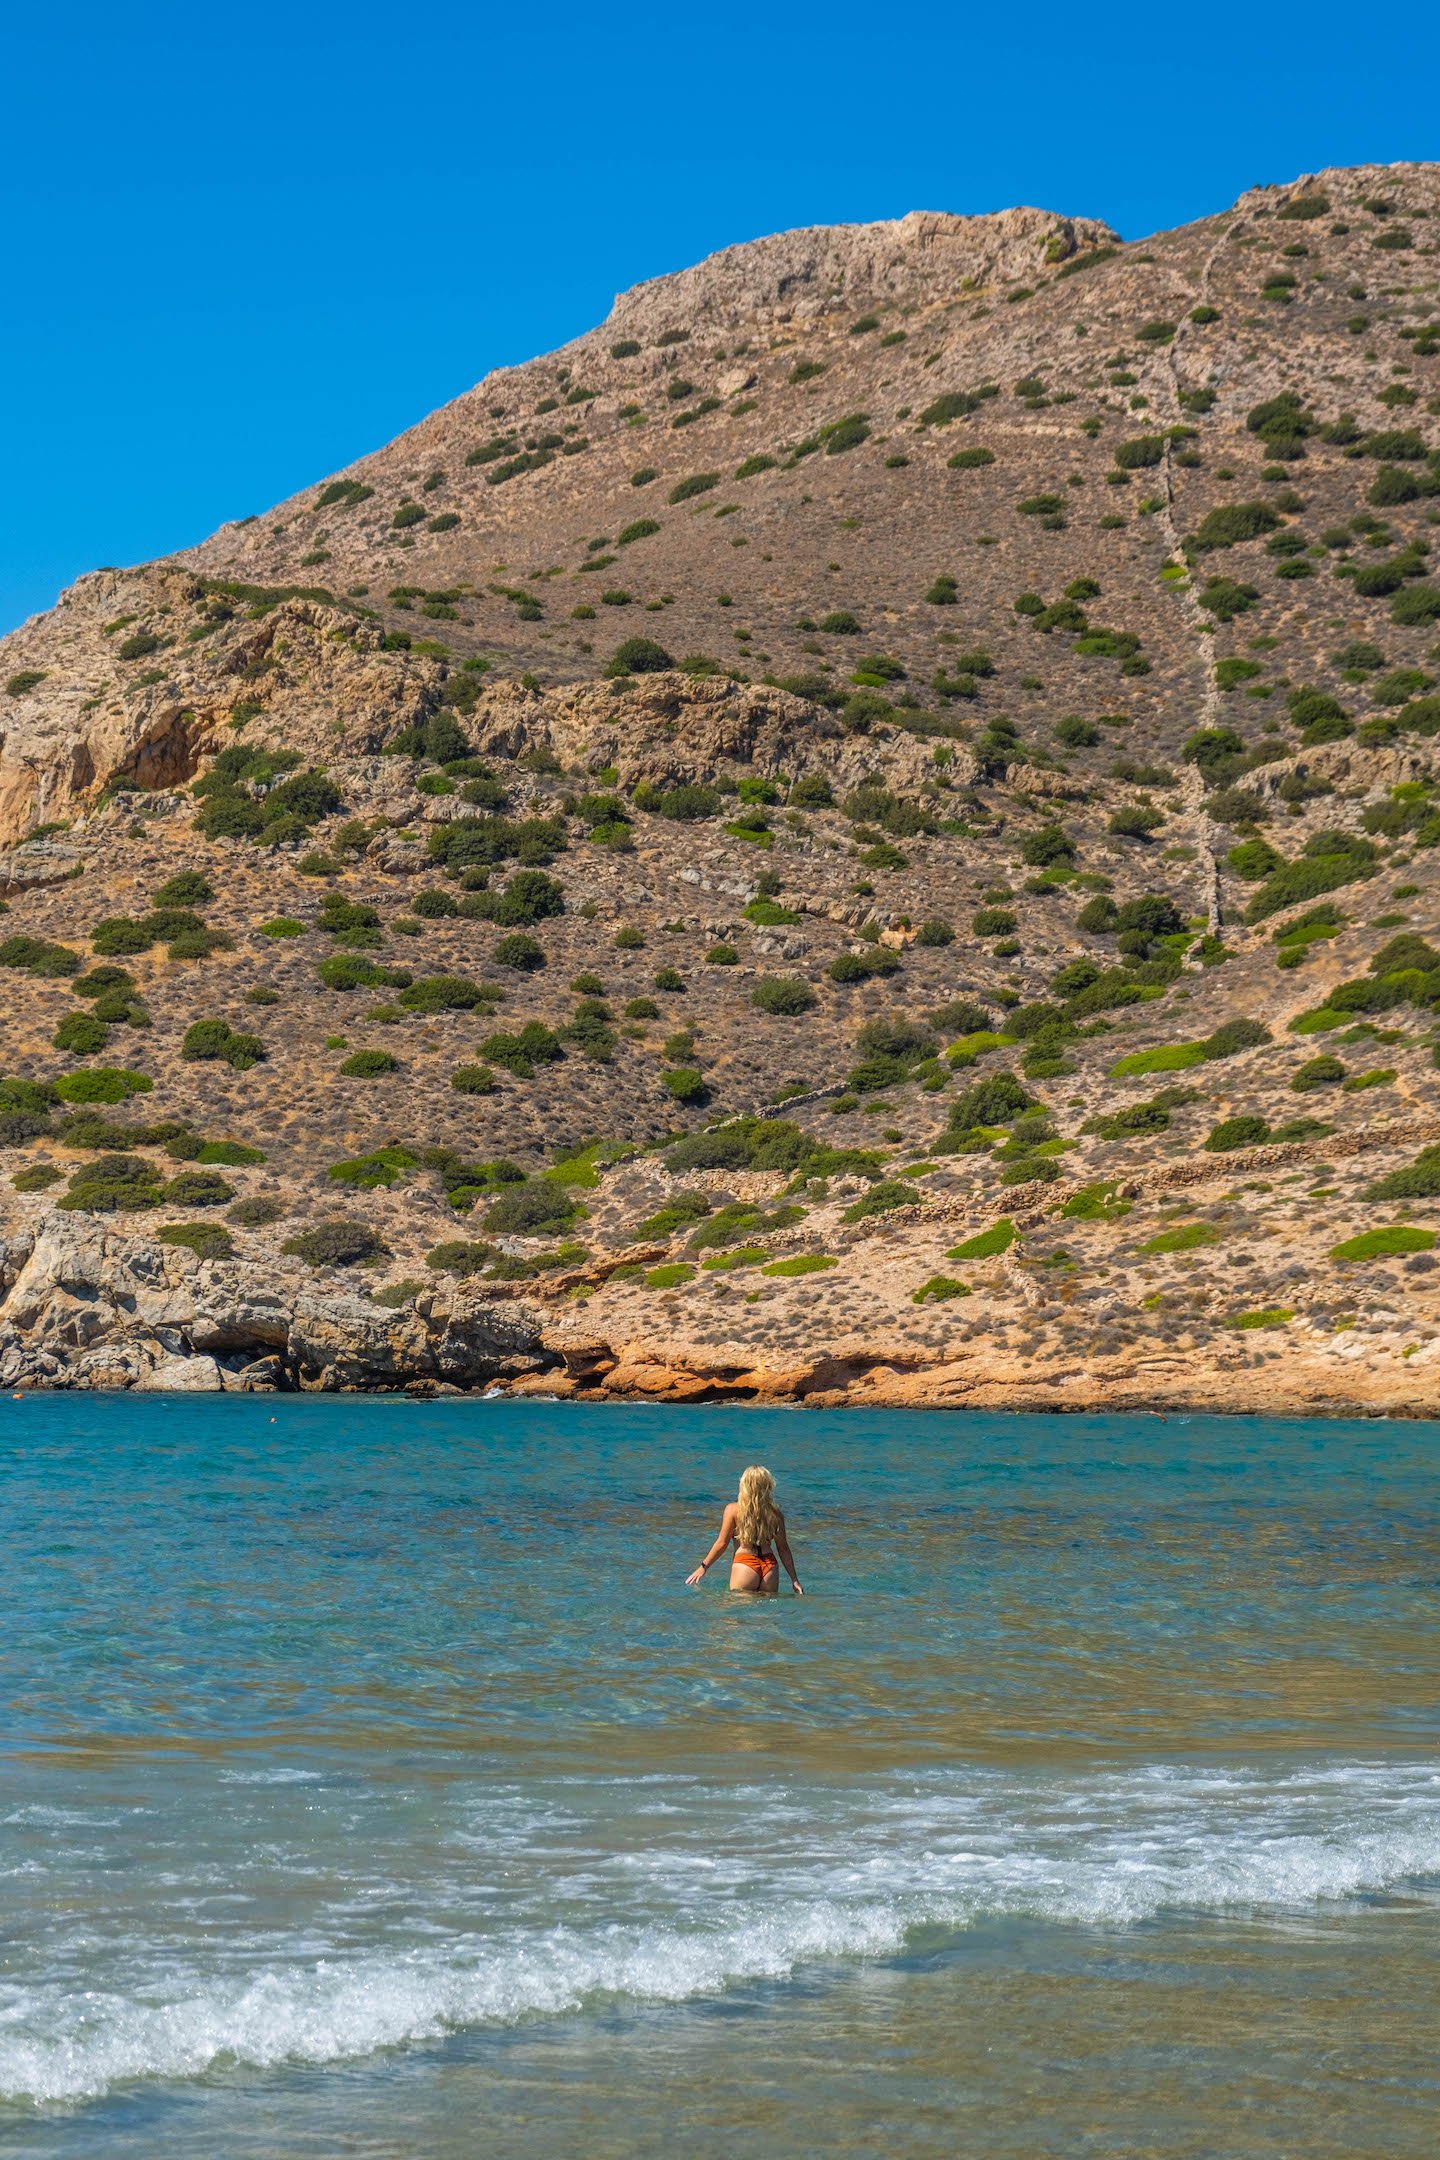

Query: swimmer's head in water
[736,1464,781,1551]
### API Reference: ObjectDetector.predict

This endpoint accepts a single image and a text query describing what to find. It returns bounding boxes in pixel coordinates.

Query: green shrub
[657,782,722,820]
[1229,837,1281,880]
[915,919,954,947]
[56,1152,164,1213]
[1197,576,1260,623]
[1110,1043,1205,1077]
[1109,804,1164,840]
[946,1218,1015,1259]
[912,1274,970,1303]
[1142,1221,1219,1254]
[1202,1017,1269,1060]
[181,1018,265,1069]
[633,1189,712,1240]
[668,473,719,504]
[316,478,374,508]
[478,1022,564,1078]
[227,1195,284,1227]
[823,415,870,454]
[339,1049,399,1077]
[282,1218,386,1267]
[72,965,133,999]
[1188,503,1282,552]
[1392,585,1440,628]
[1293,1054,1344,1091]
[326,1147,418,1190]
[604,636,674,676]
[762,1253,837,1277]
[54,1011,109,1055]
[1343,1067,1396,1093]
[663,1066,708,1104]
[493,932,546,971]
[1229,1308,1293,1330]
[197,795,267,841]
[0,935,81,978]
[947,1072,1032,1130]
[828,948,899,984]
[1278,193,1329,220]
[1020,825,1074,867]
[920,392,983,425]
[451,1063,498,1095]
[425,1239,496,1277]
[1368,1146,1440,1202]
[192,1140,264,1166]
[398,974,498,1012]
[1332,1225,1436,1261]
[1243,833,1378,923]
[153,871,213,907]
[161,1170,235,1208]
[1059,1183,1131,1222]
[1204,1115,1271,1151]
[53,1067,152,1105]
[168,927,233,960]
[751,975,816,1015]
[483,1181,575,1235]
[12,1164,62,1192]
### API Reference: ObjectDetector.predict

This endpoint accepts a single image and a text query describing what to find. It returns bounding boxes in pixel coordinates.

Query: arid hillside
[1,163,1439,1408]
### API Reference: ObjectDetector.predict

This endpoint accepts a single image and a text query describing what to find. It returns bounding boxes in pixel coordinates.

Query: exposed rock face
[600,208,1119,341]
[0,572,440,846]
[0,1215,542,1392]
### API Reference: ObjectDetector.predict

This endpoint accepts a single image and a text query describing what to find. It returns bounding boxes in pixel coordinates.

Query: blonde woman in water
[685,1465,803,1595]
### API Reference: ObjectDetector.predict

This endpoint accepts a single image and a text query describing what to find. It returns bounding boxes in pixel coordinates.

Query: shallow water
[1,1395,1438,2155]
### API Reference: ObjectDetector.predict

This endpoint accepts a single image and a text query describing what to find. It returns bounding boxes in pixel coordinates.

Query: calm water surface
[1,1395,1437,2155]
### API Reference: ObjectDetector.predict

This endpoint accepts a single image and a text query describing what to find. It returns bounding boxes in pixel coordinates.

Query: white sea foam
[3,1761,1437,2105]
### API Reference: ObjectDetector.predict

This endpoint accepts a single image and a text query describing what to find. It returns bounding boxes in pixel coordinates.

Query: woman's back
[685,1465,803,1596]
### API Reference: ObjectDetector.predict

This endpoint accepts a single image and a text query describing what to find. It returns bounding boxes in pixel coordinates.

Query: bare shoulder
[720,1498,738,1523]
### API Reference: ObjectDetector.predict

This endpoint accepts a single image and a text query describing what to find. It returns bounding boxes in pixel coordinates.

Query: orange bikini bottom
[734,1549,778,1583]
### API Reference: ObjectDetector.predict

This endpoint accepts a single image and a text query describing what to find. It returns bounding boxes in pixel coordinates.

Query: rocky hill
[2,164,1440,1409]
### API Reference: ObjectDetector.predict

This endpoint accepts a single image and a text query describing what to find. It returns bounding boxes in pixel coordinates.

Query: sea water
[1,1395,1437,2156]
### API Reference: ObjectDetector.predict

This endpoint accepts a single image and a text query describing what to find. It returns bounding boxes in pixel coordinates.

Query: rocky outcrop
[0,1214,544,1392]
[599,207,1119,340]
[0,568,442,845]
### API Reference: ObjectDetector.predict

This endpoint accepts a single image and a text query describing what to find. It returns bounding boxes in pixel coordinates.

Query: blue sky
[3,0,1433,635]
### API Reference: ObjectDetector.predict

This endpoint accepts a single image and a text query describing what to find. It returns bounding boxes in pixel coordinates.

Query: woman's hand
[685,1566,706,1588]
[792,1581,804,1596]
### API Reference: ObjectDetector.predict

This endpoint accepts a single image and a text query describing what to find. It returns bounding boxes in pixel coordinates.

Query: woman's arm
[685,1502,737,1587]
[775,1512,803,1595]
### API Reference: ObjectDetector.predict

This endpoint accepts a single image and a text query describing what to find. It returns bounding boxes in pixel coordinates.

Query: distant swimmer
[685,1464,803,1596]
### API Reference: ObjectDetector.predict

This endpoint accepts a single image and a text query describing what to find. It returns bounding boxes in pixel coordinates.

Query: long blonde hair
[735,1465,781,1550]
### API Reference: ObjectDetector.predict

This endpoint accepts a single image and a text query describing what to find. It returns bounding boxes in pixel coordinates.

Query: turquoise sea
[1,1395,1438,2156]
